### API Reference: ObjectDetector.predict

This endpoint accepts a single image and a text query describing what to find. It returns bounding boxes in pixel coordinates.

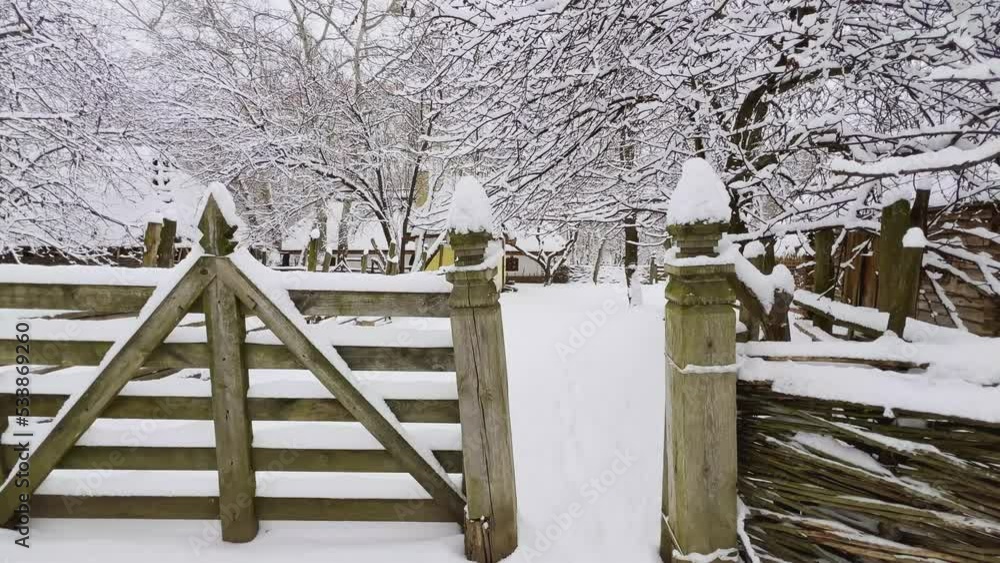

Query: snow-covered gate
[0,189,517,563]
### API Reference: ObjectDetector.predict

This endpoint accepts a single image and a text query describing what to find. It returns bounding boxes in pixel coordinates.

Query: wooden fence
[658,166,999,561]
[0,192,517,562]
[738,376,1000,562]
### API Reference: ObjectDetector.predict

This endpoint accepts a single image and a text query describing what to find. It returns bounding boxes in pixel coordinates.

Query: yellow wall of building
[422,243,505,289]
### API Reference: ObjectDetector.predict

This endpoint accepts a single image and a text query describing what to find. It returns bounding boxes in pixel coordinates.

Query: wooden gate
[0,189,517,562]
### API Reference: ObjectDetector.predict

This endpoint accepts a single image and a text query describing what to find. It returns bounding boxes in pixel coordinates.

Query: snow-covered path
[1,283,667,562]
[503,284,664,563]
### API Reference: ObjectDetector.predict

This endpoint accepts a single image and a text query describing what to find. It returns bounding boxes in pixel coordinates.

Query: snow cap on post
[448,176,495,235]
[197,182,243,255]
[743,240,766,259]
[903,227,927,249]
[666,158,732,227]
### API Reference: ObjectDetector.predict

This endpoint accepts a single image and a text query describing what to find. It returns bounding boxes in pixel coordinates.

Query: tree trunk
[624,213,641,306]
[592,237,607,284]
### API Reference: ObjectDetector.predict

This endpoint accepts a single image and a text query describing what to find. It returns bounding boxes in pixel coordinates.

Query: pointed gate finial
[197,182,242,255]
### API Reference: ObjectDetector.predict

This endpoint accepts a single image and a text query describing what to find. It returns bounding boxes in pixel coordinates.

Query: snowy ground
[0,283,667,563]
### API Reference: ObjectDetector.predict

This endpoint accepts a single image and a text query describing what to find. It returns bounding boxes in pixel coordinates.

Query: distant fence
[738,363,1000,562]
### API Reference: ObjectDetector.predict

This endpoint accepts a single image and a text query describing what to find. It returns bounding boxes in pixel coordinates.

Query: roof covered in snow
[7,149,214,249]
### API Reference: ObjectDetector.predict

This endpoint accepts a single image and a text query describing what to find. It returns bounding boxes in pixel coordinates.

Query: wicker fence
[737,377,1000,562]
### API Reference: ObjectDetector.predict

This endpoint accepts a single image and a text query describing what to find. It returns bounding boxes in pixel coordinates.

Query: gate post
[447,230,517,563]
[199,193,258,543]
[661,222,738,561]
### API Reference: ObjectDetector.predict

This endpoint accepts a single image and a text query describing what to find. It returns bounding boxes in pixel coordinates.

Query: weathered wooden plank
[1,446,464,473]
[792,298,883,339]
[29,496,455,522]
[888,244,924,336]
[142,222,162,267]
[448,231,518,563]
[0,260,215,523]
[0,394,460,423]
[812,228,836,333]
[203,268,258,542]
[216,258,467,523]
[877,199,911,312]
[0,339,455,371]
[157,219,178,268]
[738,354,926,371]
[0,283,451,317]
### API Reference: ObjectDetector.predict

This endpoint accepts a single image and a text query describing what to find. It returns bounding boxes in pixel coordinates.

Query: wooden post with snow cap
[878,195,911,313]
[661,159,738,563]
[888,227,926,336]
[198,184,258,543]
[445,176,517,563]
[306,226,320,272]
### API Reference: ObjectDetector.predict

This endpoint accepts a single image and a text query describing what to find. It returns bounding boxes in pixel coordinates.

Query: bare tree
[1,0,142,258]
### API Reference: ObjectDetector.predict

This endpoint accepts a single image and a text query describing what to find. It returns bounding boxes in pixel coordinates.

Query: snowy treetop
[448,176,496,235]
[666,159,732,227]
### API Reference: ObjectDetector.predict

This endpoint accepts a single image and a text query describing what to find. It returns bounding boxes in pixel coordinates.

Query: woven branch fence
[738,381,1000,562]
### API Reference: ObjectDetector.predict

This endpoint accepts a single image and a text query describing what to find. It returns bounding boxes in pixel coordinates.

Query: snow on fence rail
[737,356,1000,561]
[0,185,518,563]
[0,265,452,318]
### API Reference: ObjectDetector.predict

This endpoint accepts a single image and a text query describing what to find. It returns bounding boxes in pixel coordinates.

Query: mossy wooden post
[387,240,399,275]
[306,233,319,272]
[762,237,776,274]
[888,228,924,337]
[157,218,177,268]
[813,228,836,332]
[877,198,911,312]
[142,221,162,267]
[199,195,258,542]
[447,230,517,563]
[661,222,738,563]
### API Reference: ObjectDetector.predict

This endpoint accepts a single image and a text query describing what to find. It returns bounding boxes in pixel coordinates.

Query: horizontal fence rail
[0,264,453,318]
[0,394,460,423]
[0,339,455,371]
[29,496,457,522]
[0,282,451,317]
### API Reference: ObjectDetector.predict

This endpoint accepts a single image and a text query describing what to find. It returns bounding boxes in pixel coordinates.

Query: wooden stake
[661,222,738,563]
[812,228,836,333]
[877,199,911,312]
[306,232,319,272]
[157,219,177,268]
[888,243,923,337]
[448,231,518,563]
[142,221,163,267]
